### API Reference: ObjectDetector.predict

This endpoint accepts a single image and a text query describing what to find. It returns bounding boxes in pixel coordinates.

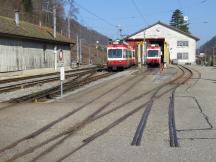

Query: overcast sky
[74,0,215,46]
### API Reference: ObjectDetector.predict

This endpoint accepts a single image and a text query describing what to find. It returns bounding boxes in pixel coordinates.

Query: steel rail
[0,66,195,162]
[0,66,98,84]
[168,90,179,147]
[8,72,113,103]
[168,65,193,147]
[131,65,193,146]
[0,70,147,161]
[0,70,95,93]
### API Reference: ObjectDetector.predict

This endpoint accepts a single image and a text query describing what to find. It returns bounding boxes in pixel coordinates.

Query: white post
[60,81,63,97]
[60,66,65,97]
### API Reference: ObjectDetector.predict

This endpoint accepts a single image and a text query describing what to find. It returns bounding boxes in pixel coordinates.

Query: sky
[74,0,215,47]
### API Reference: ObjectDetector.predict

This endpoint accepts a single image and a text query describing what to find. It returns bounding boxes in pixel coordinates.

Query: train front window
[108,49,122,58]
[147,50,159,57]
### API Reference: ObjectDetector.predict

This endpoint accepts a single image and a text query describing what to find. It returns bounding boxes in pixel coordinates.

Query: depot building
[0,12,74,73]
[125,21,199,65]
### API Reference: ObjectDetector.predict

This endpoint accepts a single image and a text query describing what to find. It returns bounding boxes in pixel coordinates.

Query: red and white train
[106,40,135,71]
[146,44,162,66]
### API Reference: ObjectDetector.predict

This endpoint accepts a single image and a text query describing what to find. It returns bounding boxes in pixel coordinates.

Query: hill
[199,36,216,66]
[199,36,216,54]
[0,0,109,65]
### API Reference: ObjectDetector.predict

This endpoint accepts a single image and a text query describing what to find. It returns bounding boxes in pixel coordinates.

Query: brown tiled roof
[0,16,74,45]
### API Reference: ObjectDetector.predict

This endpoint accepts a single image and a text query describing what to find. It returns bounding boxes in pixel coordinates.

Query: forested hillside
[0,0,109,45]
[199,36,216,54]
[199,36,216,66]
[0,0,109,64]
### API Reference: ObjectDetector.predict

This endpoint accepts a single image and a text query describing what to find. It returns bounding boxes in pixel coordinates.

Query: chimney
[15,10,20,26]
[39,20,42,28]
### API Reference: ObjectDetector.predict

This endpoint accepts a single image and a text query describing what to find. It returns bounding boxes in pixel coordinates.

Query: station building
[0,13,74,73]
[125,21,199,65]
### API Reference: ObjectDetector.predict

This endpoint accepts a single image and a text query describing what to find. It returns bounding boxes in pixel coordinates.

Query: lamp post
[143,29,146,65]
[96,41,99,64]
[79,38,85,64]
[213,47,216,66]
[80,39,82,64]
[88,46,91,65]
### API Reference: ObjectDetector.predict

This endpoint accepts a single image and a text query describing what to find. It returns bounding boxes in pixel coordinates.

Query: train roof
[107,44,130,48]
[107,40,133,49]
[147,44,161,48]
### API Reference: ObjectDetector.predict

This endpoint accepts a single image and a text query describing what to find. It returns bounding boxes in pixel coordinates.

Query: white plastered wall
[129,24,197,64]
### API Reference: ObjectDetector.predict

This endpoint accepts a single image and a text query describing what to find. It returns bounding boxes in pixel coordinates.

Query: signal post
[59,49,64,97]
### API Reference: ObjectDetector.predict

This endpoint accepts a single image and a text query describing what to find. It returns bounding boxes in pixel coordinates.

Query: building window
[177,41,189,47]
[177,52,189,60]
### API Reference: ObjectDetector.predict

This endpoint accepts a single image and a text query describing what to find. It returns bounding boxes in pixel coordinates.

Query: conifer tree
[170,9,189,33]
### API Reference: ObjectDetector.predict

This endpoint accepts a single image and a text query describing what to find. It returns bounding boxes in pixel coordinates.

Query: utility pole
[143,30,146,65]
[138,43,142,68]
[80,39,82,64]
[204,48,207,66]
[213,47,215,66]
[89,46,91,64]
[53,5,57,70]
[67,17,71,38]
[42,0,57,70]
[53,6,56,39]
[96,41,99,64]
[76,35,79,66]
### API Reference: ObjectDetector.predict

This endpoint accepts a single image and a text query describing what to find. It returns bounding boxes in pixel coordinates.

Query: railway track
[0,67,98,84]
[8,71,113,103]
[0,69,148,162]
[0,69,96,93]
[0,65,199,161]
[168,90,179,147]
[0,66,111,102]
[0,67,99,93]
[131,65,193,146]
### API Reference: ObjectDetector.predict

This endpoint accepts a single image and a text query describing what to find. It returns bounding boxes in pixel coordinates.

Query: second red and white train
[146,44,162,66]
